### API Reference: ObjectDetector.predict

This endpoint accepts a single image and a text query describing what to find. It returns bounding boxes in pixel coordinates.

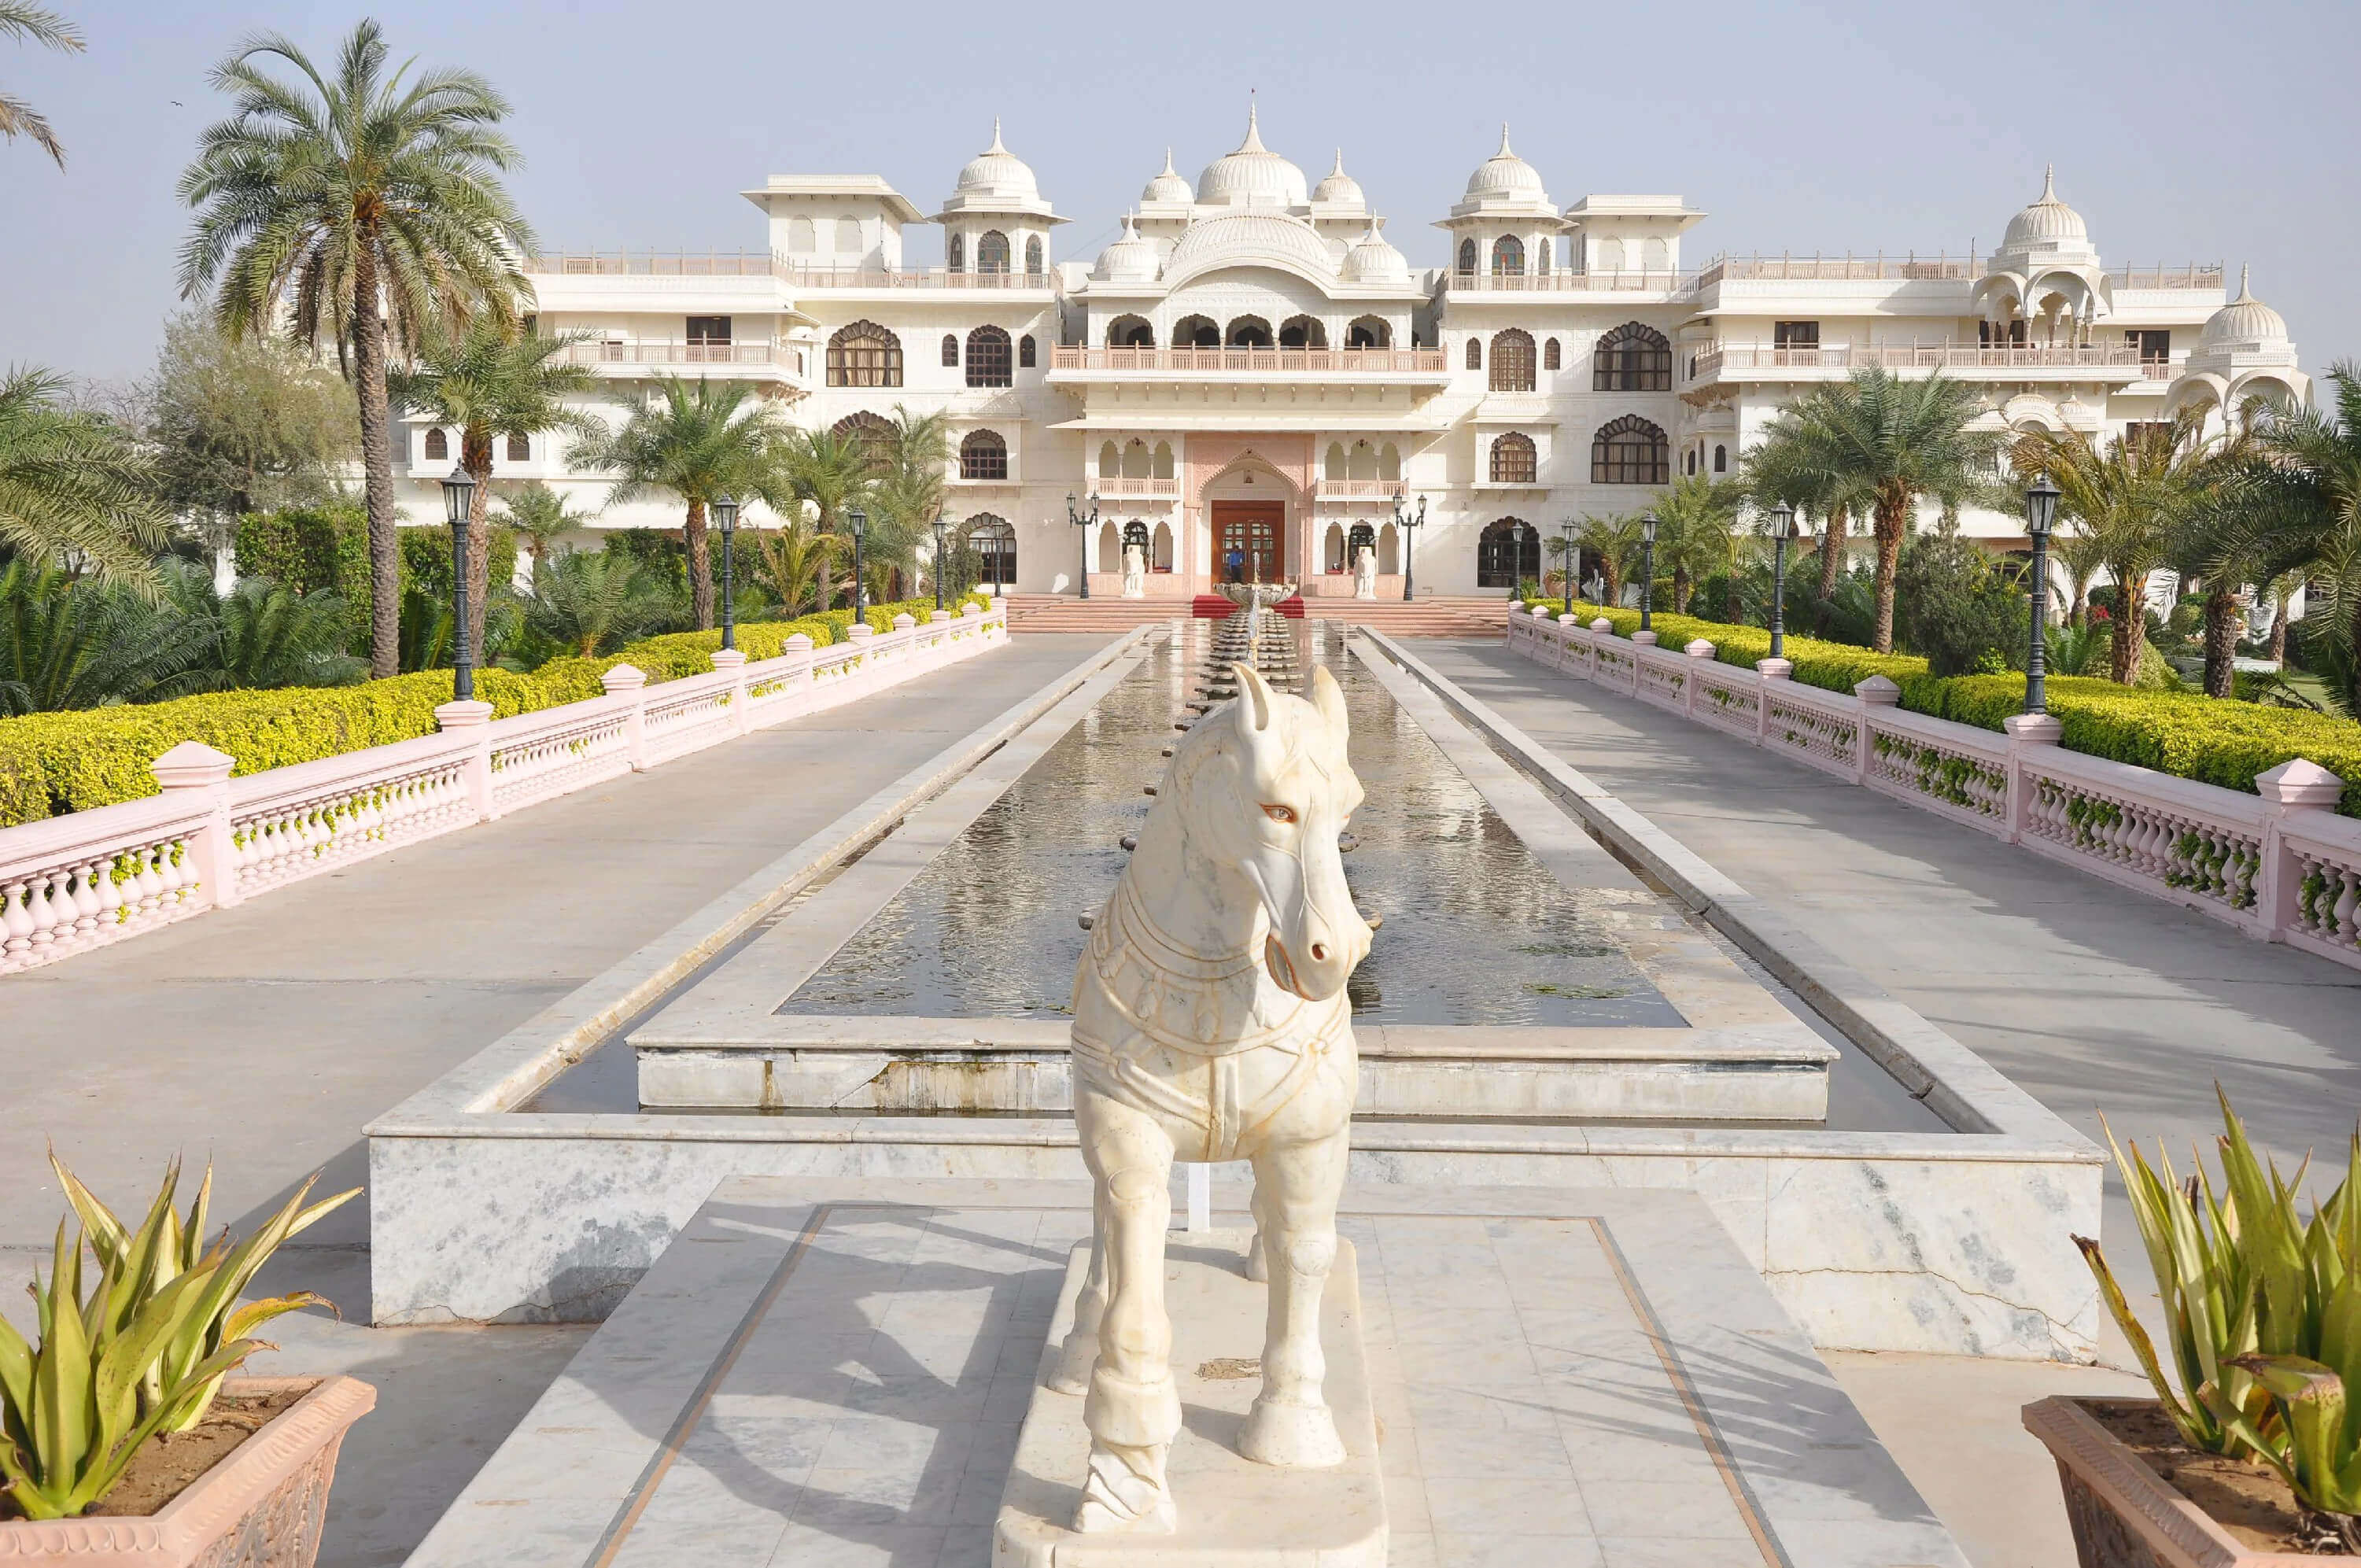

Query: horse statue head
[1168,661,1372,1001]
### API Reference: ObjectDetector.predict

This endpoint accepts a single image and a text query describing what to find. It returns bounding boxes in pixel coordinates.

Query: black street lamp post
[1067,492,1099,600]
[1768,502,1795,660]
[931,512,948,612]
[847,507,869,621]
[713,492,739,652]
[1639,511,1659,633]
[441,463,476,702]
[1559,519,1577,618]
[2024,474,2060,714]
[1392,490,1427,602]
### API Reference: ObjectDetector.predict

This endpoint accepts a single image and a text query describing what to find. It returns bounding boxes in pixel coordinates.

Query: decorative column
[2256,758,2346,943]
[2001,710,2063,843]
[151,741,238,910]
[1852,675,1900,784]
[710,647,750,736]
[603,662,650,771]
[433,697,497,822]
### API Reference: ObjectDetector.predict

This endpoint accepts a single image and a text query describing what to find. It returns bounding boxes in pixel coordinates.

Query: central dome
[1163,209,1334,281]
[2002,165,2087,249]
[1197,105,1308,208]
[2203,267,2289,346]
[1465,124,1545,202]
[954,119,1038,201]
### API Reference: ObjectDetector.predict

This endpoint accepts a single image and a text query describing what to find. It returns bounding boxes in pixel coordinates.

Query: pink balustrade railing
[1504,606,2361,973]
[0,606,1006,976]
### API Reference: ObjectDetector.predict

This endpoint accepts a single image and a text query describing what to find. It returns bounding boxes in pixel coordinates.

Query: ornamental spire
[987,116,1006,154]
[1498,123,1515,158]
[1239,98,1266,153]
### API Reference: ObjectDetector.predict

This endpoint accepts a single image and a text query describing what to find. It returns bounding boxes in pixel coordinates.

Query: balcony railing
[1686,253,2226,293]
[1687,341,2146,380]
[528,251,777,277]
[1315,478,1402,500]
[1443,268,1690,293]
[2107,264,2226,290]
[559,341,798,371]
[1050,346,1449,374]
[777,267,1057,291]
[1091,476,1181,498]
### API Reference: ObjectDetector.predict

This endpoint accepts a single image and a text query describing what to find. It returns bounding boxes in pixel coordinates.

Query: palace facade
[397,111,2309,599]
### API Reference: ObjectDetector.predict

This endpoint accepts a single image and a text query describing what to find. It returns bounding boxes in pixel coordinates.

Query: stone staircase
[1004,593,1507,638]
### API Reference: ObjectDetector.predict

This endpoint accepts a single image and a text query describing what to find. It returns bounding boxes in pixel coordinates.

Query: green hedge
[1522,603,2361,817]
[0,592,996,825]
[233,507,515,625]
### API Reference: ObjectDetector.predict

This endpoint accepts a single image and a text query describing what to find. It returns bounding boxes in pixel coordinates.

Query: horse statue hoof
[1238,1397,1346,1469]
[1073,1442,1176,1533]
[1245,1230,1269,1282]
[1045,1329,1097,1396]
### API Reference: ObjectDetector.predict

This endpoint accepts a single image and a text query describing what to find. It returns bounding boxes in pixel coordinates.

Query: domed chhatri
[1197,103,1310,208]
[1141,147,1191,206]
[1342,220,1408,284]
[2001,164,2089,249]
[2203,264,2289,346]
[1093,212,1160,283]
[1311,149,1365,208]
[1465,124,1546,202]
[954,117,1039,201]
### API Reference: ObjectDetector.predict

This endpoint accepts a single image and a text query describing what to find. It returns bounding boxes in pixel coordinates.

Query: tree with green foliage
[861,407,953,600]
[1562,511,1643,607]
[392,319,601,657]
[0,561,204,714]
[1754,370,2003,652]
[495,481,591,573]
[0,1,78,166]
[749,521,843,619]
[150,558,364,693]
[1893,533,2023,677]
[1647,473,1743,617]
[0,367,172,590]
[523,549,677,656]
[135,313,360,524]
[1739,399,1865,631]
[581,376,790,629]
[178,18,535,679]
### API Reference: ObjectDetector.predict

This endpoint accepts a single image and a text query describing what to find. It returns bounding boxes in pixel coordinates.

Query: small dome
[1092,212,1160,283]
[2203,266,2289,346]
[2002,164,2087,249]
[1197,105,1308,208]
[1141,148,1191,205]
[1163,208,1334,281]
[1342,222,1408,283]
[954,119,1038,201]
[1464,124,1546,202]
[1312,149,1364,207]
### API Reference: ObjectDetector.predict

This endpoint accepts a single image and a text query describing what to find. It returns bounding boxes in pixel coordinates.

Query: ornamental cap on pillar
[151,740,234,788]
[600,662,648,693]
[2255,756,2344,807]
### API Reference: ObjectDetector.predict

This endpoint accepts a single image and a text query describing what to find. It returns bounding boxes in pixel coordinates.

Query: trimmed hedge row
[1520,603,2361,817]
[0,592,994,826]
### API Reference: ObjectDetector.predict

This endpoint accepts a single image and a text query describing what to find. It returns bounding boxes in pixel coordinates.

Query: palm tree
[178,19,534,678]
[495,481,591,573]
[149,558,364,694]
[2015,410,2237,684]
[581,376,789,629]
[867,407,952,600]
[749,521,843,618]
[0,561,206,714]
[1756,370,2002,652]
[773,426,872,537]
[1568,511,1643,607]
[393,320,602,655]
[1740,400,1865,631]
[1648,474,1742,616]
[0,367,171,589]
[2049,516,2109,630]
[0,2,79,166]
[523,549,673,656]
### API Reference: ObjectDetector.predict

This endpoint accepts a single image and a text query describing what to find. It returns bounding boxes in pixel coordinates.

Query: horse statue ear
[1309,665,1348,740]
[1230,662,1273,733]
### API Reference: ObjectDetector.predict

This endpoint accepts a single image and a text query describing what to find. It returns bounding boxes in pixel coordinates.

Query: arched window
[1120,440,1150,480]
[1489,329,1536,392]
[1543,338,1561,371]
[1593,323,1672,391]
[1025,235,1044,274]
[1538,238,1554,274]
[1643,237,1670,271]
[832,411,896,474]
[1379,442,1401,481]
[1324,441,1348,481]
[941,334,959,367]
[968,514,1016,588]
[1456,238,1477,275]
[1347,315,1390,349]
[960,430,1008,481]
[947,232,965,273]
[834,217,862,255]
[1714,444,1728,473]
[1466,338,1483,371]
[976,231,1011,274]
[1152,441,1173,479]
[788,217,816,253]
[1098,441,1120,478]
[1684,449,1697,476]
[1278,315,1326,349]
[828,321,902,387]
[1492,235,1525,275]
[1175,315,1219,349]
[1348,441,1379,481]
[965,326,1013,387]
[1227,315,1272,348]
[1592,415,1669,485]
[1108,315,1154,348]
[1018,334,1035,369]
[1596,237,1625,272]
[423,428,448,461]
[1489,433,1538,484]
[505,433,529,463]
[1477,518,1541,588]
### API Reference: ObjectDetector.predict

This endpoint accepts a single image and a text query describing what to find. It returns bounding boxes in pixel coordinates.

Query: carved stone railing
[1507,603,2361,972]
[0,605,1006,976]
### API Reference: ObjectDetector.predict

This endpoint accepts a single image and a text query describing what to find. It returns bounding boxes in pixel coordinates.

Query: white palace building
[399,111,2310,600]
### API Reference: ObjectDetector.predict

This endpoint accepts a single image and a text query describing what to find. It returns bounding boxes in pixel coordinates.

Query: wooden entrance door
[1212,502,1286,584]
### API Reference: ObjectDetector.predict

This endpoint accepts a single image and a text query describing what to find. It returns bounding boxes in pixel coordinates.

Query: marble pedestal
[993,1230,1385,1566]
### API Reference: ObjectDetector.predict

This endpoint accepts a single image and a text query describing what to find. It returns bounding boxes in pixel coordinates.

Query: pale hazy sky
[4,0,2354,386]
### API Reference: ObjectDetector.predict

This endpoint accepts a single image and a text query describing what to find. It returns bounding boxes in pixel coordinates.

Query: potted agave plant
[2026,1090,2360,1563]
[0,1156,372,1563]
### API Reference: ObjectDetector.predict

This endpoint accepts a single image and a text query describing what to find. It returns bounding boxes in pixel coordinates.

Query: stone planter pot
[0,1377,374,1566]
[2024,1395,2358,1568]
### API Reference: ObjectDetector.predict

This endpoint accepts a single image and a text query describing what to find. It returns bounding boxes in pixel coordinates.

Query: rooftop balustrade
[1049,345,1449,374]
[558,340,797,370]
[1441,268,1690,293]
[1685,339,2151,382]
[1687,253,2224,293]
[525,252,1061,293]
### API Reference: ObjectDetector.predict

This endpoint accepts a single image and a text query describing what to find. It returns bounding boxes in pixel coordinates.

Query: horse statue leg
[1238,1127,1351,1468]
[1072,1089,1181,1533]
[1046,1186,1109,1396]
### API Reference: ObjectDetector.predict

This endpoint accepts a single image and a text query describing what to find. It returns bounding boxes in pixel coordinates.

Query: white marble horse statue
[1048,657,1374,1534]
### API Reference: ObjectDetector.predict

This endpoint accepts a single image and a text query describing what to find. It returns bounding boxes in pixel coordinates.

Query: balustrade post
[1853,675,1900,785]
[1682,640,1715,717]
[2255,758,2345,943]
[1555,613,1579,672]
[2001,712,2063,844]
[151,741,238,910]
[434,699,497,822]
[603,663,651,771]
[710,647,751,736]
[1754,657,1792,744]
